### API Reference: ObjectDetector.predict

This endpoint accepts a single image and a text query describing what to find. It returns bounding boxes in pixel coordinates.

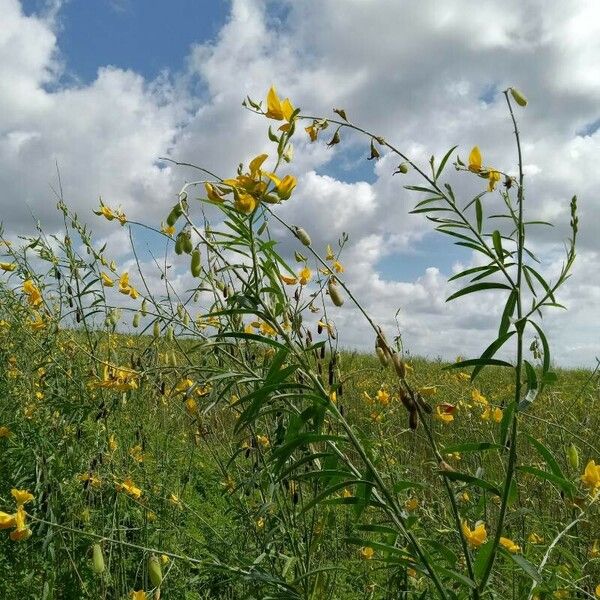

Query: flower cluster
[89,364,139,392]
[0,489,34,542]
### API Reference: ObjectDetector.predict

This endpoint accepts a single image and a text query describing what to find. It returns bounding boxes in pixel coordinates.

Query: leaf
[446,282,512,302]
[443,442,502,454]
[517,466,576,497]
[444,358,514,370]
[524,434,567,482]
[470,331,516,380]
[475,198,483,233]
[436,471,502,497]
[435,145,458,179]
[507,553,543,583]
[498,289,518,337]
[492,230,504,262]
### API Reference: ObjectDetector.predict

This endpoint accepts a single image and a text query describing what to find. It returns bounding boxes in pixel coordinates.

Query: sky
[1,0,599,367]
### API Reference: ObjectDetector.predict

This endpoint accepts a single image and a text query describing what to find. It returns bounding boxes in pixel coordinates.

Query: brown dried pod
[392,353,407,379]
[399,388,415,412]
[409,408,419,430]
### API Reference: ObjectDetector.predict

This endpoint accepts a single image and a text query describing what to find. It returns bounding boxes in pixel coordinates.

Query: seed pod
[141,299,148,316]
[392,353,406,379]
[148,554,163,588]
[153,321,160,339]
[166,204,182,227]
[375,346,389,368]
[408,408,419,430]
[191,249,201,277]
[91,544,105,574]
[294,227,312,247]
[257,220,267,236]
[167,326,174,342]
[177,304,184,319]
[327,279,344,307]
[183,313,189,326]
[567,443,579,470]
[397,162,409,174]
[399,389,415,412]
[109,311,118,327]
[133,313,140,328]
[183,233,193,254]
[510,87,528,107]
[415,393,433,414]
[174,234,184,255]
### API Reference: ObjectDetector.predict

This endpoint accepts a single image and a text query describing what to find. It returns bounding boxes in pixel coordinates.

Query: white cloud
[0,0,598,367]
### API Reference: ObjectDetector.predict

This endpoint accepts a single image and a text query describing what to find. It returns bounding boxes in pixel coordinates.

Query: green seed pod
[174,234,184,255]
[148,554,163,588]
[91,544,105,574]
[167,326,174,342]
[327,280,344,307]
[183,233,193,254]
[294,227,311,247]
[170,350,177,367]
[153,321,160,339]
[398,162,409,174]
[133,313,140,328]
[109,311,118,327]
[510,87,528,107]
[375,346,389,368]
[392,353,406,379]
[191,249,201,277]
[257,220,267,236]
[141,299,148,317]
[183,313,189,326]
[166,204,182,227]
[193,291,200,302]
[567,443,579,470]
[177,304,184,319]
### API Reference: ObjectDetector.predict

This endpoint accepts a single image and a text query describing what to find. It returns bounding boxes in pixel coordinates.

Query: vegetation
[0,85,599,599]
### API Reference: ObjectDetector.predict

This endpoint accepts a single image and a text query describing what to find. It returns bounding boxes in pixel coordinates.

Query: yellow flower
[360,546,375,560]
[108,434,118,452]
[23,279,43,307]
[298,266,312,285]
[101,272,114,287]
[185,397,198,415]
[265,85,295,122]
[342,488,352,498]
[305,124,318,142]
[116,477,142,500]
[404,497,419,511]
[11,489,34,506]
[9,505,31,541]
[256,434,270,448]
[481,406,503,423]
[29,311,46,331]
[332,260,344,273]
[249,153,268,177]
[280,273,298,285]
[0,511,16,529]
[234,191,257,214]
[528,532,543,544]
[0,426,12,438]
[169,493,182,508]
[376,388,390,406]
[0,262,16,272]
[265,172,297,200]
[488,170,501,191]
[471,388,488,406]
[129,444,144,463]
[500,537,521,553]
[462,521,487,548]
[161,222,175,236]
[581,460,600,492]
[131,591,147,600]
[468,146,482,172]
[434,404,455,424]
[205,182,224,203]
[596,584,600,598]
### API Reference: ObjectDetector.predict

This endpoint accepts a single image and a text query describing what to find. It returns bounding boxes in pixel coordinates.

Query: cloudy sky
[1,0,599,367]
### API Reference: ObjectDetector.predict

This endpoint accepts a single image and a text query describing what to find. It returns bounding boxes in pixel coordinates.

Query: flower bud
[510,87,528,107]
[567,443,579,470]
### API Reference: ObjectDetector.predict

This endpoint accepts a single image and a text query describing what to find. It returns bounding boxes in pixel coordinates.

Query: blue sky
[23,0,229,82]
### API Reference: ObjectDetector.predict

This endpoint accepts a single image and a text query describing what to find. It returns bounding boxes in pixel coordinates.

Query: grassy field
[0,316,598,598]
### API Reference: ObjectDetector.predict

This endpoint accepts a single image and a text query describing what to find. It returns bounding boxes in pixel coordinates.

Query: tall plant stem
[477,90,525,593]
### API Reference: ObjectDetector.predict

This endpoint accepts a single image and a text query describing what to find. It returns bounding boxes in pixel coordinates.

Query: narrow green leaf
[435,145,458,180]
[475,199,483,233]
[446,282,512,302]
[471,331,516,380]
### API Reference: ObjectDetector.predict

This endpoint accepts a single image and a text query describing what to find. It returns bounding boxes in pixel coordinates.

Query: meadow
[0,85,599,599]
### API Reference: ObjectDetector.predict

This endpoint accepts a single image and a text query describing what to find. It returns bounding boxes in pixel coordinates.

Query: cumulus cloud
[0,0,598,366]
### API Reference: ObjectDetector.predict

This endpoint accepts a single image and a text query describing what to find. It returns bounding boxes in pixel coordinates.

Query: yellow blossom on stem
[376,388,390,406]
[101,272,114,287]
[9,505,31,541]
[0,511,16,529]
[471,388,488,406]
[0,262,16,272]
[265,85,295,122]
[468,146,482,172]
[29,311,46,331]
[23,279,43,307]
[488,170,501,191]
[11,489,34,506]
[481,406,503,423]
[116,477,142,500]
[462,521,487,548]
[161,222,175,236]
[234,191,257,214]
[131,591,147,600]
[280,273,298,285]
[418,386,437,397]
[360,546,375,560]
[404,497,419,511]
[500,537,521,553]
[332,260,344,273]
[581,460,600,492]
[298,266,312,285]
[0,426,12,438]
[265,172,297,200]
[434,404,455,424]
[528,532,543,544]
